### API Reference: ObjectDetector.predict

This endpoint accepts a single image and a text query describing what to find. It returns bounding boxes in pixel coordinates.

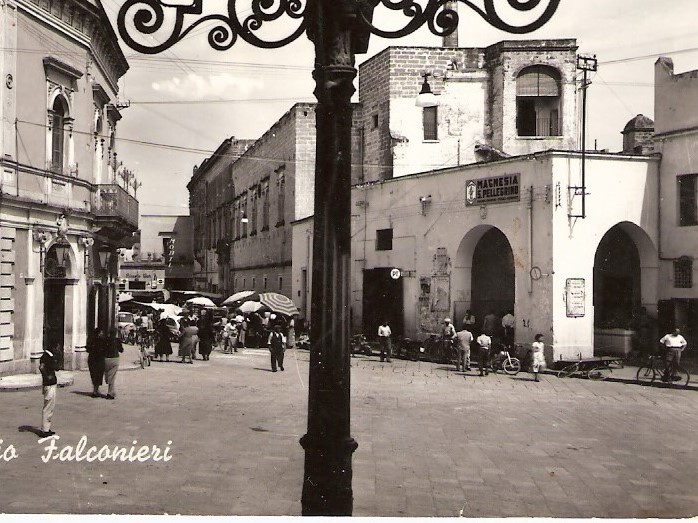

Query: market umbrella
[222,290,257,306]
[118,293,133,303]
[185,296,216,308]
[258,292,299,317]
[237,301,266,314]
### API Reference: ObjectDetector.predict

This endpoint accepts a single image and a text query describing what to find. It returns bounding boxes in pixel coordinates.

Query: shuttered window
[516,66,560,97]
[423,106,438,140]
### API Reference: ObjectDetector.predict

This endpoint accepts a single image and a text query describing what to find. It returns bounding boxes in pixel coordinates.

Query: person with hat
[442,318,457,364]
[268,324,286,372]
[39,344,62,437]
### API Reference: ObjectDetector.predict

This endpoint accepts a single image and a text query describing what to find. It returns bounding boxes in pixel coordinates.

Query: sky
[103,0,698,216]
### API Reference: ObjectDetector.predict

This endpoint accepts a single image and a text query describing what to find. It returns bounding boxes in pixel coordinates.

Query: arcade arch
[593,222,658,343]
[453,225,515,332]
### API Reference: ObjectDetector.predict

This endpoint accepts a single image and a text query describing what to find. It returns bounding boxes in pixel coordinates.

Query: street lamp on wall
[97,246,112,270]
[52,237,71,269]
[415,72,439,107]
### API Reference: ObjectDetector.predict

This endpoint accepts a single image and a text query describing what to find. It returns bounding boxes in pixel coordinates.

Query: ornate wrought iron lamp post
[116,0,559,515]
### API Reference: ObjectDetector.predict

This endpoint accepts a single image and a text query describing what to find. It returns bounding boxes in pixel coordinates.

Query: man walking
[39,344,61,438]
[268,324,286,372]
[454,327,473,372]
[442,318,457,363]
[659,327,688,381]
[378,320,392,363]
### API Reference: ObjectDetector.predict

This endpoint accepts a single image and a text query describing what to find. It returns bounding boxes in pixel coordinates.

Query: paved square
[0,346,697,516]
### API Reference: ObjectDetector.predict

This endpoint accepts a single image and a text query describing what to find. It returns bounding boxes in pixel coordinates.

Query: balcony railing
[93,183,139,229]
[46,161,79,177]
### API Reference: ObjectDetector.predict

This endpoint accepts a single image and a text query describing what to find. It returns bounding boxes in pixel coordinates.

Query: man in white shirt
[659,328,688,381]
[378,320,392,363]
[502,311,515,346]
[476,332,492,376]
[454,328,474,372]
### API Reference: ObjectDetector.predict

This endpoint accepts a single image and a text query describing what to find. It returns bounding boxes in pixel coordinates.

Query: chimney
[442,1,458,48]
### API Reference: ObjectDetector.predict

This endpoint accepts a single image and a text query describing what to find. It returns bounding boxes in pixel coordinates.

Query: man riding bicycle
[659,327,688,382]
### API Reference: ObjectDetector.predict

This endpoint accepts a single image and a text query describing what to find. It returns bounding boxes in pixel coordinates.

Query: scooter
[350,334,373,356]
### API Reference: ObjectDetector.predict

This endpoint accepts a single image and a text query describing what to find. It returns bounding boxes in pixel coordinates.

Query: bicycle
[136,329,153,368]
[636,352,690,388]
[557,357,615,380]
[490,348,521,375]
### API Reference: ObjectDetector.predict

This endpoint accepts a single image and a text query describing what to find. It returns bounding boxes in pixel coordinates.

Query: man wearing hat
[442,318,457,365]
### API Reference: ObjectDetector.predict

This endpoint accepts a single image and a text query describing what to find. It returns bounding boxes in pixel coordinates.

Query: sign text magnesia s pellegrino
[465,173,521,206]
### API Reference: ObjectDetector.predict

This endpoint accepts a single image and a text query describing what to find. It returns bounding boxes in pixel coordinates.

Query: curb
[0,371,74,392]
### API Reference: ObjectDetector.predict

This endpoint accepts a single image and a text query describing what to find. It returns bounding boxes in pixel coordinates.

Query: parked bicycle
[490,347,521,375]
[636,353,690,388]
[136,329,153,368]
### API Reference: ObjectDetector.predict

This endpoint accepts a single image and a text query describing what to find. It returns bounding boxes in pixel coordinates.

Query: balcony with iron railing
[92,183,139,236]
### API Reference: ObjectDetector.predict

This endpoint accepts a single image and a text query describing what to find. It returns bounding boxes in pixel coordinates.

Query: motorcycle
[350,334,373,356]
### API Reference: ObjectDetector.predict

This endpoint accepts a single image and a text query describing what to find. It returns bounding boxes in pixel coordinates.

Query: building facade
[118,214,193,294]
[349,151,659,362]
[654,57,698,341]
[358,39,578,181]
[0,0,136,375]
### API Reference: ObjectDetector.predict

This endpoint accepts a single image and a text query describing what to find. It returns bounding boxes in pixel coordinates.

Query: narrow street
[1,345,697,517]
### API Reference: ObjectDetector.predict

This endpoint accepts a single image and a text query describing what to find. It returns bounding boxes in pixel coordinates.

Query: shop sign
[465,173,520,206]
[565,278,585,318]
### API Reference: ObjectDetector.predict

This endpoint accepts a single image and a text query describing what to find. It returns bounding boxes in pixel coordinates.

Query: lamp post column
[301,0,365,515]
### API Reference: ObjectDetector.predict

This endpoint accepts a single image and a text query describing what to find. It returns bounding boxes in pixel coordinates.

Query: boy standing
[39,345,61,438]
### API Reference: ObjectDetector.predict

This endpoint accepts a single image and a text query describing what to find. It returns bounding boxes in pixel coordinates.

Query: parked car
[117,312,137,344]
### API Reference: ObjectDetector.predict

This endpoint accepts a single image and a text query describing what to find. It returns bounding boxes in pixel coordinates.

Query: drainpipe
[528,185,533,294]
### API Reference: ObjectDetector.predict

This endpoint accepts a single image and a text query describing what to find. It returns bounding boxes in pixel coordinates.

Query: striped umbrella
[237,301,266,314]
[258,292,299,317]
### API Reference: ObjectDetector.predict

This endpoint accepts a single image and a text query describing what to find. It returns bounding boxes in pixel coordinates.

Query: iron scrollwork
[117,0,559,54]
[117,0,307,54]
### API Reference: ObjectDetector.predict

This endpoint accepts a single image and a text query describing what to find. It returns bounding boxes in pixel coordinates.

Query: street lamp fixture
[98,246,112,270]
[115,0,560,515]
[52,237,71,269]
[415,73,438,107]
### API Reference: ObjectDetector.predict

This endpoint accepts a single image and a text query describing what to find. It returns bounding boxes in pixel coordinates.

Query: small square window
[372,114,379,129]
[376,228,393,251]
[674,257,693,288]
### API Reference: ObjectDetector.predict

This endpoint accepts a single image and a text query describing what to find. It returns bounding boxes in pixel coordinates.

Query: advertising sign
[465,173,520,206]
[565,278,585,318]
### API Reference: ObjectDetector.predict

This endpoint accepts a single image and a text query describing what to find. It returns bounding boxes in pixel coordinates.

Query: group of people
[441,316,545,379]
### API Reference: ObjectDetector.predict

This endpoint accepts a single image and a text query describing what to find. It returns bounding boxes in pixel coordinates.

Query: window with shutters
[51,96,68,172]
[516,65,561,137]
[674,257,693,288]
[423,106,438,140]
[678,174,698,226]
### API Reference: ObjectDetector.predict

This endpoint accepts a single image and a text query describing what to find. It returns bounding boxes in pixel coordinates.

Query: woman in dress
[531,333,546,382]
[87,328,106,397]
[178,318,198,364]
[197,310,215,361]
[154,317,173,362]
[286,316,296,350]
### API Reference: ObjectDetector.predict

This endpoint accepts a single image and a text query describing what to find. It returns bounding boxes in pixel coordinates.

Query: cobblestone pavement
[0,345,697,517]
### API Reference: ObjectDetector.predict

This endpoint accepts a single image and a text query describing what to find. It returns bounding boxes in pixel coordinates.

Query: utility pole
[573,54,597,219]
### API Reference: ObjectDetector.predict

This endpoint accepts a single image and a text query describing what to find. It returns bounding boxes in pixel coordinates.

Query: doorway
[362,268,404,339]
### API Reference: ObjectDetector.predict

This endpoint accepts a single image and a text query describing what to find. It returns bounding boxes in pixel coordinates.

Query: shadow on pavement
[253,367,274,372]
[18,425,46,437]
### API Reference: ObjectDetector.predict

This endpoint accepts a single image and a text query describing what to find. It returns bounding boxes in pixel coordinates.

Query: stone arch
[452,224,516,331]
[593,221,658,352]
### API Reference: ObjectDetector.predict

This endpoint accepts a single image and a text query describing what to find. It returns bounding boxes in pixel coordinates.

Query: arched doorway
[472,228,515,324]
[453,226,515,333]
[593,226,640,328]
[43,242,73,353]
[593,222,658,355]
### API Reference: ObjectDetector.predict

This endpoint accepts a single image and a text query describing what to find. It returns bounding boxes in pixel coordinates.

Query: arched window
[516,66,561,137]
[51,96,68,171]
